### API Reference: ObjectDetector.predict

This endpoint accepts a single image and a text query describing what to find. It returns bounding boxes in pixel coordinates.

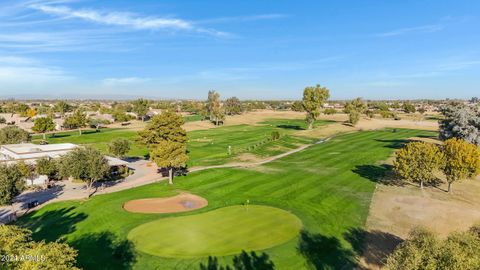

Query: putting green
[127,205,302,258]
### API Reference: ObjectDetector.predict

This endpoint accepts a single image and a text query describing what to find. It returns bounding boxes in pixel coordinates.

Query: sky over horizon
[0,0,479,100]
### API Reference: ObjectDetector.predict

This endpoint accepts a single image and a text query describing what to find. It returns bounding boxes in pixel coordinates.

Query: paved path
[0,139,330,224]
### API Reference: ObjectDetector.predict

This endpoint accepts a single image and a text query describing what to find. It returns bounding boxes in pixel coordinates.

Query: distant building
[0,143,128,186]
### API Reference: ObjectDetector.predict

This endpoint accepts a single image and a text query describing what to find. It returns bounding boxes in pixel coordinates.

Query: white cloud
[30,4,229,37]
[0,55,71,86]
[197,14,288,24]
[376,24,444,37]
[102,77,151,86]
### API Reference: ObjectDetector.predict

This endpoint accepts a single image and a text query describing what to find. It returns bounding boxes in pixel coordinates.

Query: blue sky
[0,0,479,100]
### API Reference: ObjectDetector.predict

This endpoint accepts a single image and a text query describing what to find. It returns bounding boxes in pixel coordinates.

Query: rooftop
[1,143,77,155]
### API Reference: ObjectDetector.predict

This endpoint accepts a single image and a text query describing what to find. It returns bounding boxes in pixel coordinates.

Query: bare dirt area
[297,115,438,140]
[183,110,305,131]
[362,178,480,269]
[123,193,208,214]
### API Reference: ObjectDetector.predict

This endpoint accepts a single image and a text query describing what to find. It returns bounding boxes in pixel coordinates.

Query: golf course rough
[127,205,302,258]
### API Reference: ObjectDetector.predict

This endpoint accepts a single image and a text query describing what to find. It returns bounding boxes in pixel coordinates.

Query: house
[0,143,129,186]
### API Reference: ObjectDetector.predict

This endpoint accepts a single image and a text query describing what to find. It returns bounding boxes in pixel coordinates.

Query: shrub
[0,126,31,144]
[380,110,394,118]
[323,108,337,115]
[108,138,131,158]
[271,131,281,141]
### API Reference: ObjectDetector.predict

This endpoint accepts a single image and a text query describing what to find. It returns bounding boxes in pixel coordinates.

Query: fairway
[17,128,436,270]
[128,205,302,258]
[32,119,331,166]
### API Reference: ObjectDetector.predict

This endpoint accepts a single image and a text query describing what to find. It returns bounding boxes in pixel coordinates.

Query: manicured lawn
[17,128,435,270]
[128,205,302,258]
[32,129,149,158]
[186,119,331,167]
[183,114,204,122]
[32,119,333,167]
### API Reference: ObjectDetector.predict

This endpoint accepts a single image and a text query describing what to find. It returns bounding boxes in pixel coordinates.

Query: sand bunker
[123,193,208,214]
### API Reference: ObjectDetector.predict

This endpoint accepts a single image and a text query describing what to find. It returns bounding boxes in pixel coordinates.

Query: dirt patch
[183,110,305,132]
[362,178,480,269]
[123,193,208,214]
[236,153,263,163]
[408,136,442,145]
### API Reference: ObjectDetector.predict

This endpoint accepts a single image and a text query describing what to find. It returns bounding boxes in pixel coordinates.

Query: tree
[63,110,87,135]
[224,97,240,114]
[58,146,110,196]
[206,91,224,125]
[403,101,416,113]
[26,108,37,118]
[436,231,480,269]
[0,164,25,206]
[15,103,29,117]
[393,141,444,189]
[386,226,480,270]
[17,161,35,186]
[385,228,439,270]
[441,138,480,193]
[0,126,31,144]
[418,107,427,114]
[36,157,59,181]
[291,101,304,112]
[108,138,131,158]
[54,101,71,117]
[345,98,367,114]
[212,106,225,126]
[138,111,187,146]
[344,98,367,126]
[0,225,79,270]
[224,97,243,115]
[112,110,132,122]
[324,108,336,115]
[132,98,149,121]
[439,104,480,146]
[32,117,55,140]
[348,110,360,125]
[150,140,188,184]
[302,84,330,129]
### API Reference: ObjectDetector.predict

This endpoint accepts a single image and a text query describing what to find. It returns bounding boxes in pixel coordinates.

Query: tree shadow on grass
[277,124,305,130]
[297,230,356,270]
[344,228,403,268]
[71,232,136,270]
[199,250,275,270]
[16,206,87,242]
[375,139,410,149]
[352,164,404,186]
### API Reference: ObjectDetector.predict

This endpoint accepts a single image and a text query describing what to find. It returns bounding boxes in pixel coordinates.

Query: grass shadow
[344,228,403,268]
[16,206,87,242]
[375,139,410,149]
[352,164,404,186]
[71,231,136,270]
[50,133,71,139]
[276,124,305,130]
[297,230,356,270]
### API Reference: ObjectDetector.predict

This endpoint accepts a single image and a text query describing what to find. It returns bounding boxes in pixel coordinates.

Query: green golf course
[18,127,436,270]
[128,205,302,258]
[32,118,332,167]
